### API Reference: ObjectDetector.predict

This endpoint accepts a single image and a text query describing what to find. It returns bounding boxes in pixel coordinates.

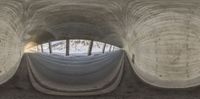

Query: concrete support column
[109,45,112,52]
[41,44,44,53]
[88,40,93,56]
[113,46,115,51]
[102,43,106,53]
[66,39,69,56]
[49,42,52,54]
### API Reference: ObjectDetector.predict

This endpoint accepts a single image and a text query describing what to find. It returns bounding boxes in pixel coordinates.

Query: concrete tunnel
[1,0,200,98]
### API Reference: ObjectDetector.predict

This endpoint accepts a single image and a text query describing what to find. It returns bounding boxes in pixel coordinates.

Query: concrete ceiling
[1,0,200,88]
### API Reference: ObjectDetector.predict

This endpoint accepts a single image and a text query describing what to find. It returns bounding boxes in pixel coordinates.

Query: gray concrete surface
[26,51,124,96]
[0,55,199,99]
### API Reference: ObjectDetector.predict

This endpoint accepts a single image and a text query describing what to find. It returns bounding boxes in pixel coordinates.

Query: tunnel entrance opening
[42,43,50,53]
[51,40,66,56]
[25,39,120,56]
[69,39,90,56]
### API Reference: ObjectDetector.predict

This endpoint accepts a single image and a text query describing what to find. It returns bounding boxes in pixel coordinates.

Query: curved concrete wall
[0,0,23,84]
[124,0,200,88]
[1,0,200,88]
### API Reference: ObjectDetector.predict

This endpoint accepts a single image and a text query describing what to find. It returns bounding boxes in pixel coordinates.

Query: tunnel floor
[0,55,199,99]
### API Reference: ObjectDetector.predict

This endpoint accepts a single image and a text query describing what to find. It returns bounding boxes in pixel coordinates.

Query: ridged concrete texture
[26,51,124,96]
[0,0,22,84]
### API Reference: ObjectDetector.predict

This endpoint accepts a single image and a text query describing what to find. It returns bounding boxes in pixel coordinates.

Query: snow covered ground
[28,39,120,56]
